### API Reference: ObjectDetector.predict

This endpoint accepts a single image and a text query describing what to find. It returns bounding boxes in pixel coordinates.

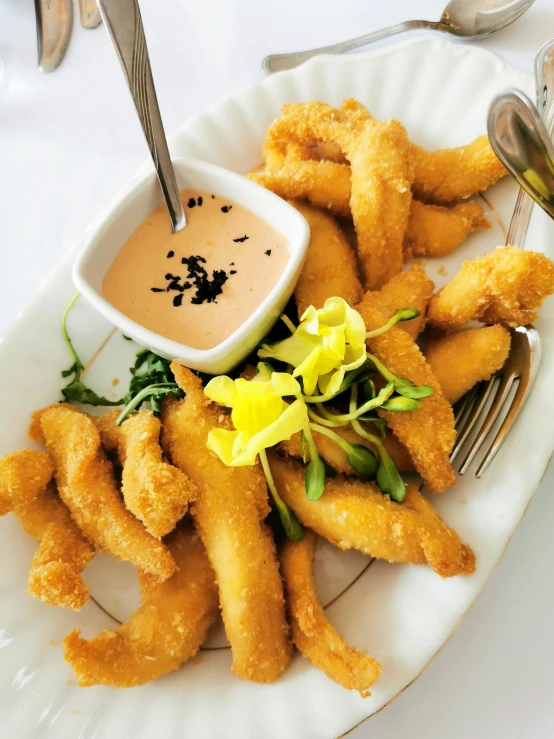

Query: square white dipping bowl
[73,158,310,375]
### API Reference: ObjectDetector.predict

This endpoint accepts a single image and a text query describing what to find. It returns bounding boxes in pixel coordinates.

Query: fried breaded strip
[404,201,491,260]
[427,246,554,329]
[424,326,511,405]
[162,366,291,683]
[364,263,435,338]
[280,529,381,695]
[356,297,456,492]
[94,410,198,538]
[269,454,474,577]
[281,425,414,475]
[0,449,53,515]
[290,200,362,314]
[15,484,94,610]
[40,406,175,581]
[266,101,414,289]
[411,136,506,204]
[63,525,219,687]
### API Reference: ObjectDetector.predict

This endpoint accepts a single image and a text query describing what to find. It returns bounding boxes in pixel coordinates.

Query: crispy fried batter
[411,136,507,204]
[404,201,490,260]
[290,200,362,314]
[427,246,554,329]
[161,366,291,683]
[269,454,474,577]
[266,101,414,289]
[95,410,198,538]
[356,298,456,492]
[280,529,381,695]
[424,326,511,405]
[0,449,54,515]
[364,263,435,338]
[14,484,94,610]
[40,406,175,581]
[63,525,218,687]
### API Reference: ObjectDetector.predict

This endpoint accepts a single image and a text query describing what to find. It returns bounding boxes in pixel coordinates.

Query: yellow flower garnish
[258,297,367,397]
[204,363,308,466]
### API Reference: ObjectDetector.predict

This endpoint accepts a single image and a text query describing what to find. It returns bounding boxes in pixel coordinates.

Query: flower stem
[308,423,352,453]
[315,382,394,423]
[259,449,303,541]
[307,406,347,427]
[280,314,297,334]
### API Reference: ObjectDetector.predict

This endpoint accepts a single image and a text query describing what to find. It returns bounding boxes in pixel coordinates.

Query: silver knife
[79,0,102,29]
[34,0,73,72]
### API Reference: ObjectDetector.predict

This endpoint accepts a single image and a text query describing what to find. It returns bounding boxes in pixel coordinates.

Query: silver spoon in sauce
[98,0,186,233]
[488,88,554,222]
[262,0,536,74]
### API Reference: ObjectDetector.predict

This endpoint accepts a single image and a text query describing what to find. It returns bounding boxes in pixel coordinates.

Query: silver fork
[449,39,554,478]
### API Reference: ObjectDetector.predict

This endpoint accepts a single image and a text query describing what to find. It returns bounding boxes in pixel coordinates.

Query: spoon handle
[262,20,437,75]
[98,0,185,233]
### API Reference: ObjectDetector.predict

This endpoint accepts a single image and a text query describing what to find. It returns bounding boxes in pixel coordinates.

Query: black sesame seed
[265,249,272,256]
[151,287,164,292]
[230,270,237,275]
[173,294,184,307]
[221,205,232,213]
[211,194,215,199]
[187,198,196,208]
[198,196,203,206]
[233,234,249,243]
[167,250,174,258]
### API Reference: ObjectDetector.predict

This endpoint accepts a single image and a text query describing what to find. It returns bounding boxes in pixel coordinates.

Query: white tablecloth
[0,1,553,737]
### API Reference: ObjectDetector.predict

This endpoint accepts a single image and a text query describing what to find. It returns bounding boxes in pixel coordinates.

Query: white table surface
[1,1,553,737]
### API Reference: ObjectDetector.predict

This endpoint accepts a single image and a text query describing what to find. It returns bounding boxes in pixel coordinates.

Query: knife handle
[98,0,186,233]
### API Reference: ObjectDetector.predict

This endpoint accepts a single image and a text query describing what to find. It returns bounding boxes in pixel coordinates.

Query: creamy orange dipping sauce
[103,189,289,349]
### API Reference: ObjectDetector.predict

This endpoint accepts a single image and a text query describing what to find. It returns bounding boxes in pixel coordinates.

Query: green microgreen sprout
[365,352,433,400]
[365,307,420,339]
[259,449,303,541]
[302,421,326,501]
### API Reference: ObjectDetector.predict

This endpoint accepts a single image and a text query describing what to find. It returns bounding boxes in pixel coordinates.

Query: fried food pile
[2,97,553,696]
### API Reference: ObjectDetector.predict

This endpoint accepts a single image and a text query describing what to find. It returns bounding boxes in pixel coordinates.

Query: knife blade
[79,0,102,29]
[34,0,74,72]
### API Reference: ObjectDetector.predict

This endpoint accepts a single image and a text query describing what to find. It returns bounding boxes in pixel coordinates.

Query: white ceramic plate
[1,36,553,739]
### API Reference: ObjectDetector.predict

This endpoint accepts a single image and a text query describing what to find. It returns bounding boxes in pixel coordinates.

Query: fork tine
[453,384,480,428]
[475,332,537,477]
[450,378,496,463]
[458,371,516,475]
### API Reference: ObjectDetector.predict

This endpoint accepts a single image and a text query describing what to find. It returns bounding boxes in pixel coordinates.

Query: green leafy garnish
[346,444,378,478]
[259,449,303,541]
[61,293,123,407]
[116,349,183,425]
[305,452,326,501]
[381,396,423,411]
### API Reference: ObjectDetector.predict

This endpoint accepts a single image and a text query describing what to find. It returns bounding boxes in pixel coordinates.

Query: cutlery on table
[262,0,536,74]
[79,0,102,29]
[450,39,554,478]
[98,0,186,233]
[35,0,73,73]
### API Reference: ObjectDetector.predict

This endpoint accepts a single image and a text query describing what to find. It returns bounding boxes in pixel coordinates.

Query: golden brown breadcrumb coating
[280,529,381,695]
[404,201,490,260]
[269,453,474,578]
[0,449,53,515]
[356,298,456,492]
[290,200,362,314]
[363,263,435,338]
[427,246,554,329]
[63,525,218,687]
[95,410,198,538]
[40,406,175,581]
[162,365,291,683]
[424,326,511,405]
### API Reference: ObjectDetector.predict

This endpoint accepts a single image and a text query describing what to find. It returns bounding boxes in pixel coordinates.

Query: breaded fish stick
[356,298,456,492]
[162,366,291,683]
[424,326,511,405]
[280,529,381,695]
[63,525,218,687]
[428,246,554,329]
[282,425,414,475]
[0,449,53,514]
[364,263,435,338]
[269,454,474,578]
[40,406,175,581]
[0,450,93,609]
[94,410,198,538]
[411,136,506,204]
[290,200,362,314]
[404,201,490,260]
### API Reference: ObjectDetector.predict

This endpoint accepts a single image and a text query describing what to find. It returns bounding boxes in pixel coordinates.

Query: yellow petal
[269,372,302,396]
[245,399,308,459]
[204,376,238,407]
[206,428,244,465]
